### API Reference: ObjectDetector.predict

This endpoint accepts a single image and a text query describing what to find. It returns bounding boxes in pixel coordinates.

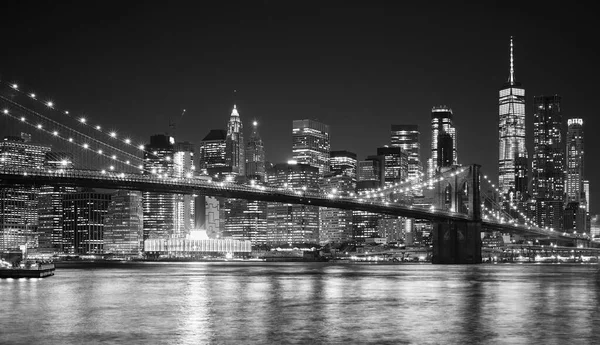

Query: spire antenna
[509,36,515,84]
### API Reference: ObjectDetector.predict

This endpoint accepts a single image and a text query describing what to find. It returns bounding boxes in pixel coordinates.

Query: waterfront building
[498,37,527,197]
[245,121,266,182]
[266,162,320,245]
[292,119,330,176]
[319,173,354,245]
[428,106,457,178]
[532,95,564,230]
[142,134,175,240]
[226,104,245,176]
[391,125,422,184]
[352,180,381,242]
[199,129,229,178]
[0,136,50,251]
[62,190,111,254]
[104,190,144,256]
[173,142,195,238]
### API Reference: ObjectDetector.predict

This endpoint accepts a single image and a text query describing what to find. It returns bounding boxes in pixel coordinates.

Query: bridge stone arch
[428,164,481,221]
[427,164,482,264]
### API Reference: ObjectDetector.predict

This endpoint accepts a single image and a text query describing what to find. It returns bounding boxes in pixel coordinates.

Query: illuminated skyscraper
[329,150,357,181]
[0,137,50,251]
[199,129,228,178]
[245,121,266,181]
[428,106,457,178]
[498,37,527,197]
[292,119,330,176]
[142,134,175,240]
[532,95,564,229]
[266,162,320,245]
[391,125,422,183]
[226,104,245,176]
[566,118,584,204]
[173,142,195,238]
[104,190,143,256]
[377,146,408,187]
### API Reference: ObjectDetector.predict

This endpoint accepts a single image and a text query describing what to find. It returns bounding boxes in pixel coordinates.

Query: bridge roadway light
[46,101,54,107]
[2,109,8,114]
[20,117,25,122]
[80,117,86,123]
[12,84,18,89]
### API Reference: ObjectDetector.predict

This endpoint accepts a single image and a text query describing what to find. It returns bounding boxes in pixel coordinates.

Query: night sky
[1,1,598,211]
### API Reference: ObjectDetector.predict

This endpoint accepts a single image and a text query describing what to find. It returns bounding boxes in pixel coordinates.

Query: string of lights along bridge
[0,40,596,265]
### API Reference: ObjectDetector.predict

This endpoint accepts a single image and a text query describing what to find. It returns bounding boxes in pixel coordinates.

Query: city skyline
[0,2,598,212]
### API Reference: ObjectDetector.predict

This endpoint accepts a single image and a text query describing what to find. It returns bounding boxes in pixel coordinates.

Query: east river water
[1,262,600,344]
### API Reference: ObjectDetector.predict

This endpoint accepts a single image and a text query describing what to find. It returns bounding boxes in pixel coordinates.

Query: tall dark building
[245,121,266,181]
[391,125,422,183]
[437,132,454,168]
[532,95,564,230]
[62,190,111,254]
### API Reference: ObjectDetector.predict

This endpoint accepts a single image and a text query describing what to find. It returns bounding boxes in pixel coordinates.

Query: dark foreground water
[1,262,600,345]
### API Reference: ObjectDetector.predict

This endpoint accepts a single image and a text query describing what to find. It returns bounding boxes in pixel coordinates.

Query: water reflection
[1,263,599,344]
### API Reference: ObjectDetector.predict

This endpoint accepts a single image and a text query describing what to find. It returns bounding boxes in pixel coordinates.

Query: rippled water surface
[2,262,600,344]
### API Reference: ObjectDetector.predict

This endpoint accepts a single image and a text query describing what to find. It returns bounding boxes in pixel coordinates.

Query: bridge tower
[430,164,482,264]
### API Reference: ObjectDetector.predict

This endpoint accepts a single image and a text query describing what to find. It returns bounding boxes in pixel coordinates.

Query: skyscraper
[226,105,245,176]
[532,95,564,229]
[173,142,195,238]
[292,119,330,176]
[142,134,175,240]
[62,190,111,254]
[199,129,228,178]
[391,125,422,183]
[428,106,457,178]
[377,146,408,187]
[329,150,357,181]
[0,137,50,251]
[498,37,527,197]
[245,121,266,181]
[104,190,143,256]
[266,162,320,245]
[566,118,584,204]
